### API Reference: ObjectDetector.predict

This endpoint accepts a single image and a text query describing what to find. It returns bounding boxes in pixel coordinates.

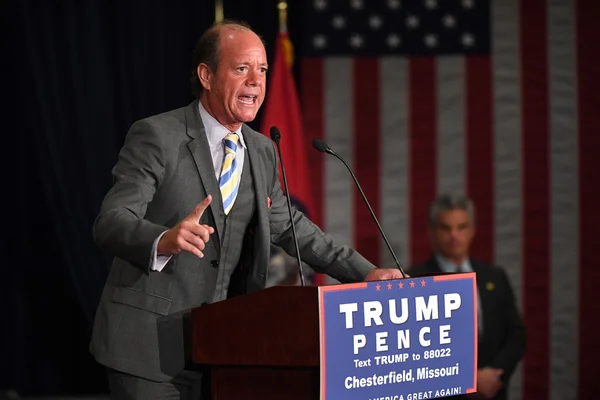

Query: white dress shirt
[150,101,247,272]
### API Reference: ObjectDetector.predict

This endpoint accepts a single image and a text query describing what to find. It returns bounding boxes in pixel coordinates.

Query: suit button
[210,260,219,268]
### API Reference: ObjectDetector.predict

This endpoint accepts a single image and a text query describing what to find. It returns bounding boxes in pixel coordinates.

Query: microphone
[269,126,306,286]
[312,139,408,279]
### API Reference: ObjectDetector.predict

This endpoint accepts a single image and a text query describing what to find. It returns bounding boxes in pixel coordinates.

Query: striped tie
[219,133,240,215]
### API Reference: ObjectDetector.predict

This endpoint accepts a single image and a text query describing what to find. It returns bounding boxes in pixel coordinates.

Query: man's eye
[237,67,247,72]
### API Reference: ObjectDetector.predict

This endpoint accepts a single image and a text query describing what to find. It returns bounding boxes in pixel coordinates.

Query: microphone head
[312,139,330,153]
[269,126,281,143]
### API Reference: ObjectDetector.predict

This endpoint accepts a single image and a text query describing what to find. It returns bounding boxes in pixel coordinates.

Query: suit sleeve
[93,120,170,271]
[489,268,527,382]
[266,143,375,283]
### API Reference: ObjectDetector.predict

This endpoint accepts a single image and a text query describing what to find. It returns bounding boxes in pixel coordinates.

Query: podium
[191,286,321,399]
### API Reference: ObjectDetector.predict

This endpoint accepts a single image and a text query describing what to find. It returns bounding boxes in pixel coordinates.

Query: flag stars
[387,283,393,290]
[425,0,438,10]
[424,33,438,48]
[350,0,364,10]
[369,15,383,30]
[349,33,365,48]
[410,280,416,288]
[388,0,401,9]
[462,33,475,47]
[443,14,456,28]
[406,15,419,29]
[376,284,381,291]
[332,15,346,29]
[387,33,401,48]
[398,282,404,289]
[312,34,327,49]
[462,0,475,9]
[314,0,327,11]
[307,1,486,63]
[421,280,427,287]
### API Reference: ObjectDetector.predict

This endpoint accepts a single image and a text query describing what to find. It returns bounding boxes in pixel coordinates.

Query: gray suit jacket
[90,100,375,381]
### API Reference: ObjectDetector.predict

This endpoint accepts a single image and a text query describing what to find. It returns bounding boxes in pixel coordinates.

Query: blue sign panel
[318,273,478,400]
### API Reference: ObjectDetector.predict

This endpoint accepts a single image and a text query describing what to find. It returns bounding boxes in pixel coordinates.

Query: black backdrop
[7,0,303,395]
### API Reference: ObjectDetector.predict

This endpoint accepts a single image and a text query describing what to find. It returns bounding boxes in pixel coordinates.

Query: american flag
[297,0,599,399]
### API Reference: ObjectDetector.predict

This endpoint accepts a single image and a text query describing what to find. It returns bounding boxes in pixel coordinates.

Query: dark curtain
[17,0,216,324]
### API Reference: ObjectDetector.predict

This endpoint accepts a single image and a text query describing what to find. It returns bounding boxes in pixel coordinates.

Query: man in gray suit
[91,20,403,399]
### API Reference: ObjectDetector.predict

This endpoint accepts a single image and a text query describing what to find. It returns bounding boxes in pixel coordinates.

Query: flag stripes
[298,1,597,397]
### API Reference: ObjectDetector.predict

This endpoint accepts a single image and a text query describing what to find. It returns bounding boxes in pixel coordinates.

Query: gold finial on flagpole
[215,0,224,23]
[277,1,288,33]
[277,1,293,67]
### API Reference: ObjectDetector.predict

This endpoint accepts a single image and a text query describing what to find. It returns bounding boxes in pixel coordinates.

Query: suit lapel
[241,126,271,284]
[242,125,269,235]
[470,261,490,304]
[184,100,225,245]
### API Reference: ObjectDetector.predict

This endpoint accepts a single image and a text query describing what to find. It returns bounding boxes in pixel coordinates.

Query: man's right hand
[157,195,215,258]
[476,367,504,399]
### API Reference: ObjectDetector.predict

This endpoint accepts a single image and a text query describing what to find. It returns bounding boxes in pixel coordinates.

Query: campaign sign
[318,273,477,400]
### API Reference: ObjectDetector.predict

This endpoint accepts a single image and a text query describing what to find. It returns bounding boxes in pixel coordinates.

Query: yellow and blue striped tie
[219,133,240,215]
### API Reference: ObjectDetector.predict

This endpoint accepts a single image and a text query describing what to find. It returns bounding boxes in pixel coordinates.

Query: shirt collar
[198,100,247,150]
[435,253,473,273]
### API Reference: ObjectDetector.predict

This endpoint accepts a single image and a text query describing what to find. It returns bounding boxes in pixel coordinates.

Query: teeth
[239,97,254,104]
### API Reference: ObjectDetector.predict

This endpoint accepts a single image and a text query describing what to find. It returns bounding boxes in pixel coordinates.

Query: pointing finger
[189,195,212,221]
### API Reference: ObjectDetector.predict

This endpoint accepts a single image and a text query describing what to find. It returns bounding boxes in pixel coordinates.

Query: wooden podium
[191,286,322,399]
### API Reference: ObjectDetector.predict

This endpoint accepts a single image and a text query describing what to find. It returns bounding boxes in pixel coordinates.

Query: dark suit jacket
[90,100,375,381]
[409,257,526,400]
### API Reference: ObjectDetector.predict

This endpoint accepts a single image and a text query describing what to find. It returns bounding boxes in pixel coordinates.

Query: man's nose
[247,69,264,86]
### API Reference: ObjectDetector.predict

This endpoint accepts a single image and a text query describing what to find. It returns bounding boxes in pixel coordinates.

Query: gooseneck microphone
[269,126,306,286]
[312,139,408,279]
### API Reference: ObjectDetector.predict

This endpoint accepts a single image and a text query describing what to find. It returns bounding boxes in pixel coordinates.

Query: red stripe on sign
[353,58,381,267]
[465,56,494,262]
[301,58,326,286]
[521,1,551,398]
[576,0,600,396]
[409,58,437,265]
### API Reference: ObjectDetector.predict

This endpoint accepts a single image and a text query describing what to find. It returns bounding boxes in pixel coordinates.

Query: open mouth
[238,95,257,105]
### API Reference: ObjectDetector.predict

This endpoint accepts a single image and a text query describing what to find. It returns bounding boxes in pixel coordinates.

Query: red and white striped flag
[299,0,599,398]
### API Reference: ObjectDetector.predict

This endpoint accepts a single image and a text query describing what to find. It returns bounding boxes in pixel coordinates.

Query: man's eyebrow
[235,60,269,67]
[233,60,269,67]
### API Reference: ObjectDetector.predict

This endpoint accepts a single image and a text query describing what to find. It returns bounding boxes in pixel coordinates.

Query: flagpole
[277,1,288,33]
[276,0,323,286]
[214,0,224,23]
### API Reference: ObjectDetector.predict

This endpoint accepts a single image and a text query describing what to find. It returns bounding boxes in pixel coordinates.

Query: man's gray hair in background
[428,194,476,227]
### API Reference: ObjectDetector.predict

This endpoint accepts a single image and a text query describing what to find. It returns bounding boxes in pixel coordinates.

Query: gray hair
[428,194,475,226]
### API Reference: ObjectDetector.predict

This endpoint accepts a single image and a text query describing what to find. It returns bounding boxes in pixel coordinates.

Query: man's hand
[157,195,215,258]
[365,268,408,282]
[476,367,503,399]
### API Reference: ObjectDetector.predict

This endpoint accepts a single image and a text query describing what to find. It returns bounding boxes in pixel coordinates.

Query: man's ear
[197,63,212,91]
